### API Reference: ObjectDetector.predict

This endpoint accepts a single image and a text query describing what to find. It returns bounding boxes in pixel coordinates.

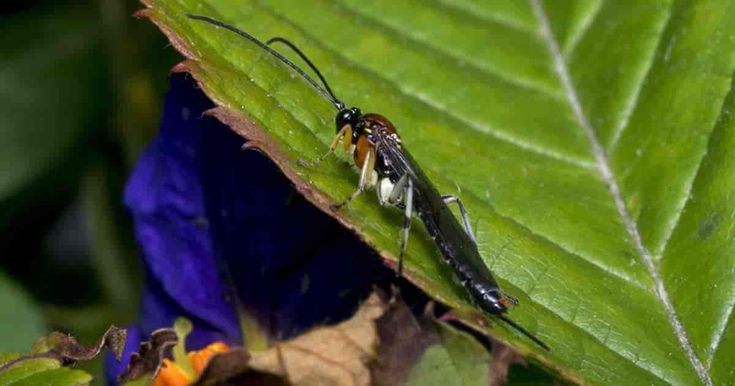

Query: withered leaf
[370,294,438,386]
[374,302,496,386]
[194,291,389,386]
[489,339,526,386]
[117,328,178,384]
[248,291,387,386]
[0,325,126,374]
[194,290,496,386]
[192,348,250,386]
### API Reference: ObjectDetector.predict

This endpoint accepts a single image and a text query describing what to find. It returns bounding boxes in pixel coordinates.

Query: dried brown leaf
[192,349,253,386]
[370,295,437,386]
[489,339,526,386]
[247,291,387,386]
[117,328,178,384]
[194,291,495,386]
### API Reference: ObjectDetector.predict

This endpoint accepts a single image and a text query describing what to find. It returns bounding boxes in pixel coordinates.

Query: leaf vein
[458,185,649,293]
[662,74,735,368]
[657,71,735,262]
[562,0,604,57]
[607,4,674,151]
[197,7,633,295]
[531,1,712,385]
[190,26,680,386]
[708,299,735,369]
[261,1,594,168]
[431,0,540,37]
[194,11,655,343]
[338,0,562,99]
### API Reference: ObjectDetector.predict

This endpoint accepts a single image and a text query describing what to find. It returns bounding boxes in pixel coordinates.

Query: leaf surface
[0,272,45,352]
[0,356,91,386]
[405,322,490,386]
[140,0,735,384]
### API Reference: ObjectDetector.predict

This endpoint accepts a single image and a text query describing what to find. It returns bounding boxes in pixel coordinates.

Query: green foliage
[0,356,91,386]
[141,0,735,384]
[0,273,45,352]
[406,322,489,386]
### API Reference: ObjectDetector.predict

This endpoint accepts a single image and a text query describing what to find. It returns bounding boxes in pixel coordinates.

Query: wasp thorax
[359,113,398,136]
[335,107,362,133]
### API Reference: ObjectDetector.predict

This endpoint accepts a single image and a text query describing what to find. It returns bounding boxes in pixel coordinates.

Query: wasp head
[335,107,361,133]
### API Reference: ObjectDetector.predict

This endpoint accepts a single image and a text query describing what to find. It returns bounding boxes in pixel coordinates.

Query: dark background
[1,0,175,376]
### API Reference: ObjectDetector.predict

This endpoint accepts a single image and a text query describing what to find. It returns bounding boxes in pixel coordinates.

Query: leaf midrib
[530,1,713,385]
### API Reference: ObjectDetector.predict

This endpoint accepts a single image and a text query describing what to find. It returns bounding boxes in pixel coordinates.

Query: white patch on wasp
[377,177,395,206]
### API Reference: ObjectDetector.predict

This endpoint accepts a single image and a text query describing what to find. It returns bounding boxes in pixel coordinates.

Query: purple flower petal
[114,73,394,384]
[124,74,239,341]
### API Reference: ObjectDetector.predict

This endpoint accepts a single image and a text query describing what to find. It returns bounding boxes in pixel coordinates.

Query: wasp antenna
[496,314,550,351]
[186,14,344,110]
[266,37,344,110]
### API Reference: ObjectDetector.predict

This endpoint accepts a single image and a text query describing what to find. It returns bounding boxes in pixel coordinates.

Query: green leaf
[0,356,20,365]
[406,322,489,386]
[0,357,91,386]
[0,272,45,352]
[0,357,61,385]
[141,0,735,384]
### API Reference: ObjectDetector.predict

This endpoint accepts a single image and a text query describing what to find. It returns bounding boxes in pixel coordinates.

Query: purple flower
[107,74,388,381]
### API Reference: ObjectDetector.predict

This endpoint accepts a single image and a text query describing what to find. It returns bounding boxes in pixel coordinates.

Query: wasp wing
[375,133,501,291]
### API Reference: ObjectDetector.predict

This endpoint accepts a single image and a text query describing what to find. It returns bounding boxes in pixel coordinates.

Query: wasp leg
[389,174,409,204]
[397,177,414,278]
[377,173,409,206]
[375,173,413,276]
[442,195,476,244]
[297,125,350,167]
[332,148,375,210]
